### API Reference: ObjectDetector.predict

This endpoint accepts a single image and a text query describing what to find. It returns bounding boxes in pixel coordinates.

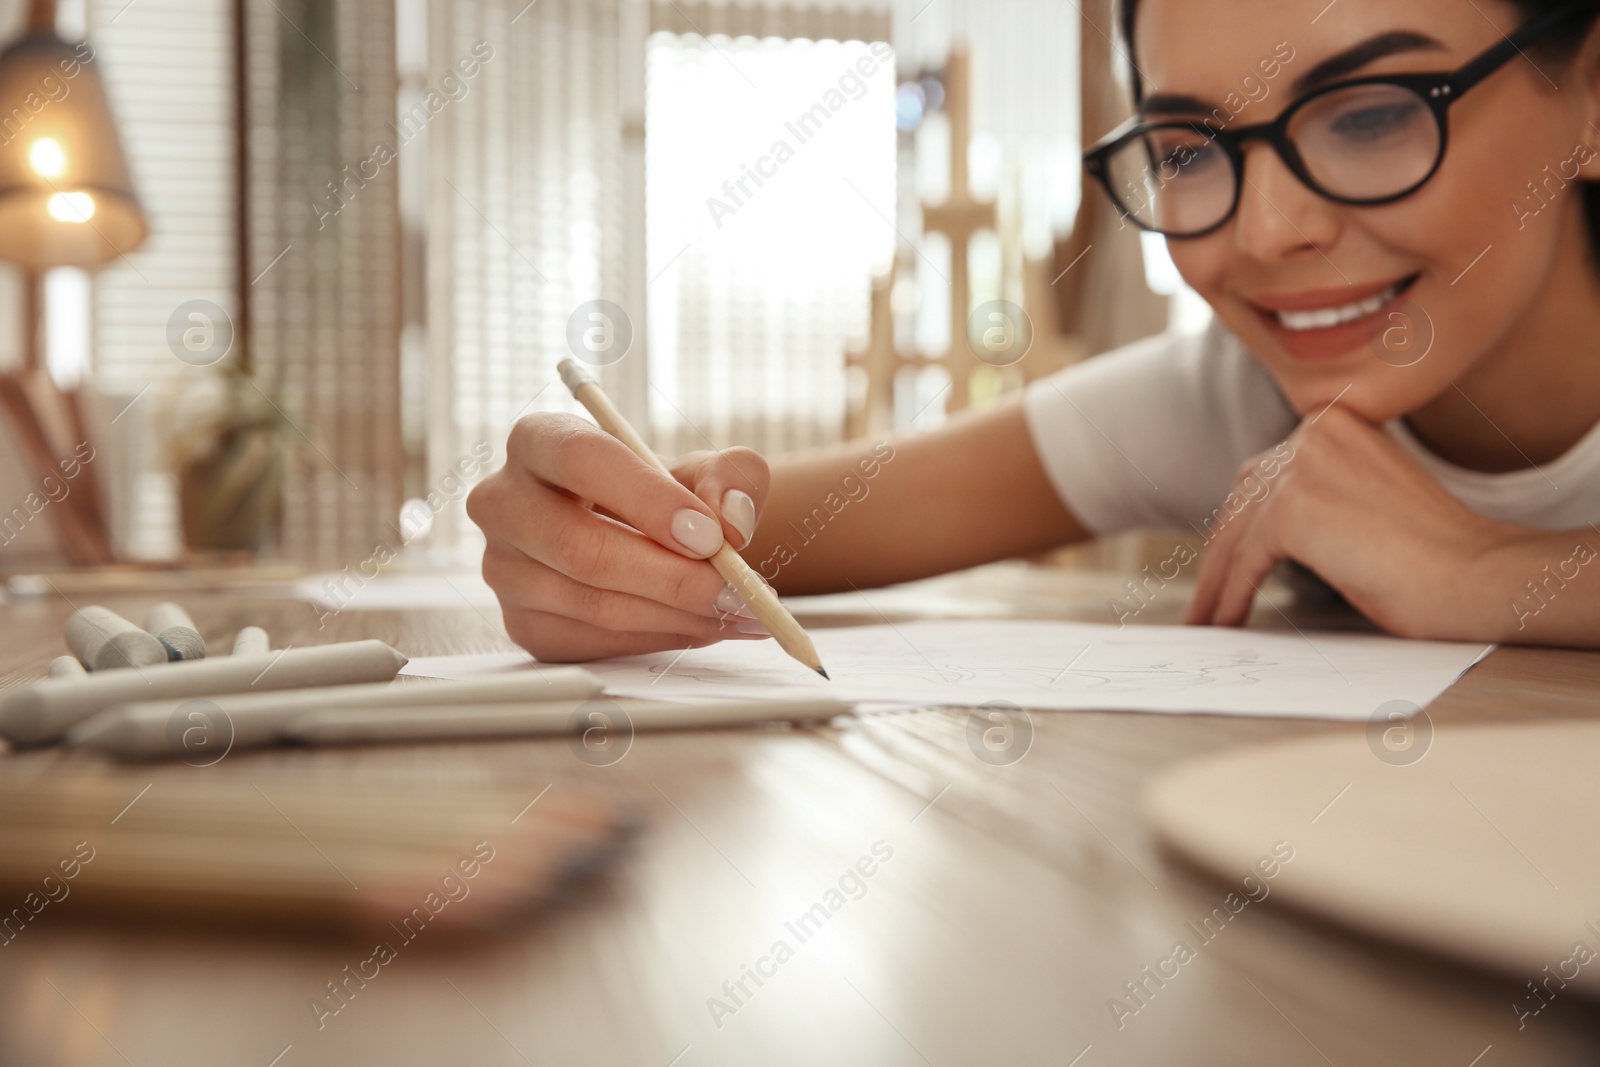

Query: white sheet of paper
[402,620,1493,720]
[402,651,537,679]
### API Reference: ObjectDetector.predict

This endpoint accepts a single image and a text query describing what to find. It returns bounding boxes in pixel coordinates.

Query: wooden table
[1,558,1597,1067]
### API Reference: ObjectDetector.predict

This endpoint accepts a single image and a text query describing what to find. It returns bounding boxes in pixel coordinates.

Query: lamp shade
[0,31,147,269]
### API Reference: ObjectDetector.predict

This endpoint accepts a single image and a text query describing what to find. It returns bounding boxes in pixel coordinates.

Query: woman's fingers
[1207,526,1286,627]
[471,470,734,616]
[676,446,771,549]
[506,413,727,560]
[1186,514,1247,625]
[1186,442,1300,625]
[470,411,780,662]
[500,606,767,664]
[482,543,757,635]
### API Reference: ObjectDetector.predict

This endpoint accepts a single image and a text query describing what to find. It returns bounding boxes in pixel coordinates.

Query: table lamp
[0,0,145,565]
[0,0,147,271]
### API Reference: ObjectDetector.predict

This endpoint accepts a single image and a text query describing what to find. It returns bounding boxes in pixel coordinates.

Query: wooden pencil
[556,358,828,678]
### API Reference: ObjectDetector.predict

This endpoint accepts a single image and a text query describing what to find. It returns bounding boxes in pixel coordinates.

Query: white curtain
[242,0,405,565]
[424,0,633,557]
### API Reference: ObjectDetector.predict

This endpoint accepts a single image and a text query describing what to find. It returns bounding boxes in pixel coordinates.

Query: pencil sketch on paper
[641,633,1279,693]
[590,618,1492,721]
[1052,641,1282,691]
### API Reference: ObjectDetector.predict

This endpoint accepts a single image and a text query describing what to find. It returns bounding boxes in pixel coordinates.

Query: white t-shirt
[1022,319,1600,535]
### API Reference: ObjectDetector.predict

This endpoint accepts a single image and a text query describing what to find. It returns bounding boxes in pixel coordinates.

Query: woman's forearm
[740,395,1090,595]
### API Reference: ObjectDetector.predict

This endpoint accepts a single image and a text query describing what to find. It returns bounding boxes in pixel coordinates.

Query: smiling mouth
[1273,278,1414,331]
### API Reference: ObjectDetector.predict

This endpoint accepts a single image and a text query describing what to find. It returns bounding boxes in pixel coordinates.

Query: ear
[1574,15,1600,179]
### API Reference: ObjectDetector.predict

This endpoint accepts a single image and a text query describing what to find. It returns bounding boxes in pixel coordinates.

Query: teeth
[1275,284,1400,331]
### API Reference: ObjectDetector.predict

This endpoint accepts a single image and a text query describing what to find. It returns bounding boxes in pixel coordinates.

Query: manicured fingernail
[671,508,724,557]
[721,488,757,547]
[715,586,757,619]
[735,620,770,635]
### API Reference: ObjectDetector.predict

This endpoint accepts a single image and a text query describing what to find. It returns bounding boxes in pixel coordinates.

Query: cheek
[1366,87,1571,283]
[1337,96,1579,415]
[1165,236,1231,303]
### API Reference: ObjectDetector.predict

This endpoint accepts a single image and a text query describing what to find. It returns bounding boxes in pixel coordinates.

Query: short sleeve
[1021,320,1297,535]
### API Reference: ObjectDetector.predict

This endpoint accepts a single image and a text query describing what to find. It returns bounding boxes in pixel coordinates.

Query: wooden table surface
[0,559,1597,1067]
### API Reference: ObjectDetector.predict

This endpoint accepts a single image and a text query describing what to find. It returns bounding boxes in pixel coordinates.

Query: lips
[1247,274,1421,362]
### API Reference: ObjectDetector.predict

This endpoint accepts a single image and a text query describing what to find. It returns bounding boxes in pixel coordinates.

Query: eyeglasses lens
[1102,83,1441,236]
[1288,83,1441,202]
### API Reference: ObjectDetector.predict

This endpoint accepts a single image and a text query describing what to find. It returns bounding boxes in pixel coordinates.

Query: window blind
[241,0,404,565]
[79,0,236,559]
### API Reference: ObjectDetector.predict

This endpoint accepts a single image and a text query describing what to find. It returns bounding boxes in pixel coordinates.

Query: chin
[1271,363,1444,425]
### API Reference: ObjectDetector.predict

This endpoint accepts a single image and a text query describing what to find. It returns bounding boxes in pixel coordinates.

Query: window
[645,32,897,456]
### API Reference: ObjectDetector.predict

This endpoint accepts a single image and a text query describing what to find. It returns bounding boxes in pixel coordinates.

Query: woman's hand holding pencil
[468,366,810,667]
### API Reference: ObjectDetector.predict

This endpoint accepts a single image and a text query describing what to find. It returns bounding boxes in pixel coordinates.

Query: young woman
[468,0,1600,661]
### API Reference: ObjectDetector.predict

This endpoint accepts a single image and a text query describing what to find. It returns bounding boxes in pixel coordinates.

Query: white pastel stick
[69,667,605,760]
[49,656,86,679]
[65,606,168,672]
[144,603,205,661]
[0,640,408,746]
[284,696,852,746]
[232,627,269,656]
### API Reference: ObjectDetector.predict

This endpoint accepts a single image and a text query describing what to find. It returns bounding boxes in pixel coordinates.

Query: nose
[1231,141,1343,263]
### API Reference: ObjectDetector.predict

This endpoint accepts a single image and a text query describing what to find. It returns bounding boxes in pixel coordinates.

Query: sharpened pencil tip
[815,667,830,680]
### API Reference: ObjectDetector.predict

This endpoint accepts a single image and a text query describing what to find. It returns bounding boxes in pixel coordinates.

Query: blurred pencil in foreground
[0,770,633,933]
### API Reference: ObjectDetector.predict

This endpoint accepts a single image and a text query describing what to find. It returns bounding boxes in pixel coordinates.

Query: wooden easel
[845,41,1092,436]
[921,44,997,414]
[0,273,115,564]
[845,258,967,437]
[845,260,928,437]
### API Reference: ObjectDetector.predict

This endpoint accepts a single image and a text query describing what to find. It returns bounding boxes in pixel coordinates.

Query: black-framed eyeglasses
[1083,4,1578,238]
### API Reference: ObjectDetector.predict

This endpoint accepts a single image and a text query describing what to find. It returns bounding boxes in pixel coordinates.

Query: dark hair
[1116,0,1600,259]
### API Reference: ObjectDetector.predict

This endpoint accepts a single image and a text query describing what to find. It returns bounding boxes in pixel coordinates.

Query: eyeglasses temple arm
[1450,2,1578,95]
